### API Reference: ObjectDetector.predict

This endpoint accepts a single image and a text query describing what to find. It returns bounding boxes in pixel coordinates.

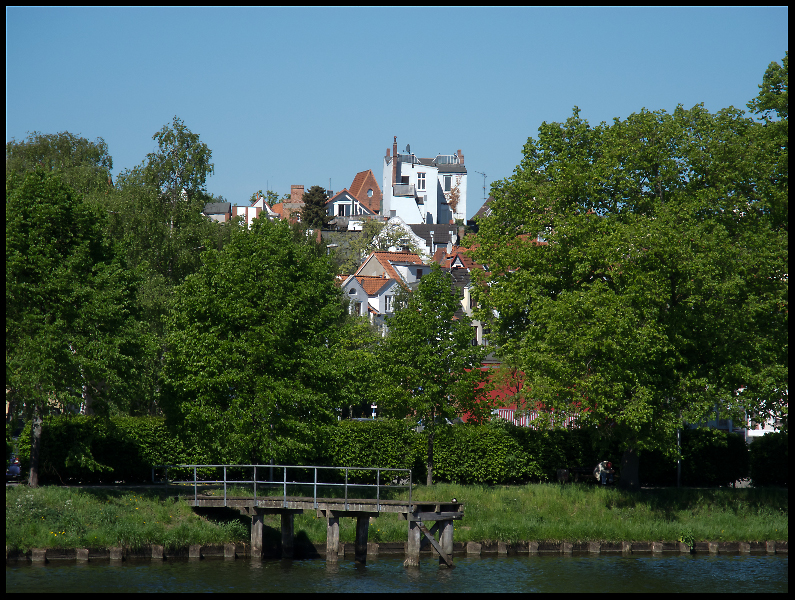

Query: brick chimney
[392,136,398,185]
[290,185,305,204]
[457,149,464,165]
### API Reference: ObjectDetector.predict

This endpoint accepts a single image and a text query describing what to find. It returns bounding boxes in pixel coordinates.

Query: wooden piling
[251,510,264,559]
[281,513,294,559]
[439,521,454,565]
[326,516,340,561]
[404,520,421,567]
[355,516,369,564]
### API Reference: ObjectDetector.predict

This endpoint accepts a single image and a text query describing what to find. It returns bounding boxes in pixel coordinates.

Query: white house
[382,136,467,225]
[231,192,280,228]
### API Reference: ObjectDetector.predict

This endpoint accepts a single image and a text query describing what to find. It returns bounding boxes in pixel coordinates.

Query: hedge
[13,416,774,487]
[749,431,787,487]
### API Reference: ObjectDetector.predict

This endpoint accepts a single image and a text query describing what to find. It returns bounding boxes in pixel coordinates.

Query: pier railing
[151,464,412,512]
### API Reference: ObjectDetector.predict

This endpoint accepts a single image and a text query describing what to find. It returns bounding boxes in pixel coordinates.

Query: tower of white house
[382,136,467,225]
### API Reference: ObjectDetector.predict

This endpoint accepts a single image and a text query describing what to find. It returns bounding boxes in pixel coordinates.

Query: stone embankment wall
[5,540,787,562]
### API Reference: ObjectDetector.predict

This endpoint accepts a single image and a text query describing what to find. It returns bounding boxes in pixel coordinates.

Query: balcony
[393,183,416,197]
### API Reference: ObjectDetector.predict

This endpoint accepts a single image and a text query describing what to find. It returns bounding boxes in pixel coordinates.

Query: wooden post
[281,512,294,559]
[326,516,340,561]
[355,515,369,564]
[251,510,263,559]
[439,520,454,566]
[404,520,421,567]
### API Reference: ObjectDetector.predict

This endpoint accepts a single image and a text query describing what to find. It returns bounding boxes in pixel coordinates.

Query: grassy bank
[6,483,787,552]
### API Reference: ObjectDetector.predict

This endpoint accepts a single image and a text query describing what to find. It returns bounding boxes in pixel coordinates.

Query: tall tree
[378,264,490,485]
[6,171,148,485]
[472,85,787,488]
[162,217,348,464]
[6,131,113,198]
[300,185,332,229]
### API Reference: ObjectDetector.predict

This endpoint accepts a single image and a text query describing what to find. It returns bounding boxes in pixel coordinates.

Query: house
[271,185,306,223]
[202,202,231,223]
[230,192,279,228]
[382,136,467,225]
[375,216,434,262]
[348,169,382,215]
[325,188,378,230]
[341,249,426,334]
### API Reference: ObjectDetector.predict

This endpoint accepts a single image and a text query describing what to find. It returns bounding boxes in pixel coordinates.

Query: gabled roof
[349,169,382,214]
[355,250,424,285]
[355,275,395,296]
[431,245,483,271]
[325,188,376,215]
[203,202,231,215]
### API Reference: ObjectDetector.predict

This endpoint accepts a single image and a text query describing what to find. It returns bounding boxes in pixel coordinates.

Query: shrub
[750,431,788,487]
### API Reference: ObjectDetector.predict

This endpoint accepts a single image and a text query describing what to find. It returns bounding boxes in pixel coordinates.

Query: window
[385,295,393,312]
[338,204,345,217]
[471,326,479,346]
[416,268,423,279]
[417,172,426,191]
[367,188,373,197]
[354,301,362,316]
[444,175,451,192]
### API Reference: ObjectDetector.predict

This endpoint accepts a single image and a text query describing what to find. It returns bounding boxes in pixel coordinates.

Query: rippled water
[6,554,788,593]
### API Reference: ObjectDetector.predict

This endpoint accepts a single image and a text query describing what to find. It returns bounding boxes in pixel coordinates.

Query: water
[6,554,788,593]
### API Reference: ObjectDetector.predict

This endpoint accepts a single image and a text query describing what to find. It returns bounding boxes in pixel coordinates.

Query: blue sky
[6,7,788,219]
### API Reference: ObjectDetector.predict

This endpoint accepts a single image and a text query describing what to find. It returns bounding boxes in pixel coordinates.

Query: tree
[6,171,149,485]
[378,264,490,485]
[300,185,332,229]
[6,131,113,197]
[162,217,349,465]
[336,219,426,274]
[472,93,787,489]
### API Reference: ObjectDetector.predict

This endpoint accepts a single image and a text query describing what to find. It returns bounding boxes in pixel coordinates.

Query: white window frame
[444,175,452,192]
[417,172,426,191]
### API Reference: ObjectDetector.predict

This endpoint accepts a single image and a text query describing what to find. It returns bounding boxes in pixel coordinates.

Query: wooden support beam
[281,513,294,559]
[417,522,454,568]
[251,510,263,559]
[326,517,340,562]
[438,520,454,567]
[354,516,370,564]
[404,520,421,568]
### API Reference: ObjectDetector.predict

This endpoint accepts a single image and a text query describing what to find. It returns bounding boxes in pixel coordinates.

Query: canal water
[6,554,787,593]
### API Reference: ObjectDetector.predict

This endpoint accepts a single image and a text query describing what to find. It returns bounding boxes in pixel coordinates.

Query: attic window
[349,288,356,294]
[367,188,373,197]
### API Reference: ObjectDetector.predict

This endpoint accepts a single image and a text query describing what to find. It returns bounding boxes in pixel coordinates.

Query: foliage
[322,419,423,482]
[6,171,150,420]
[6,131,113,198]
[14,415,198,484]
[162,217,348,466]
[300,184,332,229]
[144,115,214,204]
[639,429,750,487]
[472,67,788,489]
[378,264,490,484]
[335,219,426,274]
[749,431,788,487]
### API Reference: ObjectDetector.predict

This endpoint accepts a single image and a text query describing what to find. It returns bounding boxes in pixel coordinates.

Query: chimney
[457,149,464,165]
[392,136,398,186]
[290,185,305,205]
[386,148,390,159]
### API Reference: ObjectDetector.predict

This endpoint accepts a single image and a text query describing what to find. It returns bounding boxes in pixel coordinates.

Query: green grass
[6,483,787,552]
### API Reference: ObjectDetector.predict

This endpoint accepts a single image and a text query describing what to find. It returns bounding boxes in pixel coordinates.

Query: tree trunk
[426,427,434,486]
[618,447,639,491]
[29,404,42,488]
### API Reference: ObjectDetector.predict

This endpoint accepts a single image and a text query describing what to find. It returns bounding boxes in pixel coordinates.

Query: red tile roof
[355,250,424,286]
[349,169,381,214]
[355,275,393,296]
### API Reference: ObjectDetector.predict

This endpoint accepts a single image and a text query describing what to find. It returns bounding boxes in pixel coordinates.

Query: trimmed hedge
[749,431,787,487]
[14,416,772,487]
[16,415,200,484]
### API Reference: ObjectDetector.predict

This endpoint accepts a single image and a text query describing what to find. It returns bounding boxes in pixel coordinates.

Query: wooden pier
[156,464,464,567]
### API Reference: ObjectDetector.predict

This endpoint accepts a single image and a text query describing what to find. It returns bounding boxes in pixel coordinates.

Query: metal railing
[151,464,412,513]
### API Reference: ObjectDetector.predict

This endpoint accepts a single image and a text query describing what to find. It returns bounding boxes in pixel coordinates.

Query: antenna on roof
[405,144,410,154]
[474,171,488,202]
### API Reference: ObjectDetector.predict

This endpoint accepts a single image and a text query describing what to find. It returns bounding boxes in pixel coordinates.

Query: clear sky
[6,7,788,220]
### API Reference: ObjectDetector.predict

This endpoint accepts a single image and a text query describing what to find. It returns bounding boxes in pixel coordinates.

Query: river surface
[6,554,787,593]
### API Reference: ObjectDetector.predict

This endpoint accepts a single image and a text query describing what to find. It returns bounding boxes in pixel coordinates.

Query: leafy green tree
[145,116,214,208]
[162,217,350,464]
[6,171,149,485]
[378,264,489,485]
[336,219,425,274]
[299,185,332,229]
[472,92,787,488]
[6,131,113,198]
